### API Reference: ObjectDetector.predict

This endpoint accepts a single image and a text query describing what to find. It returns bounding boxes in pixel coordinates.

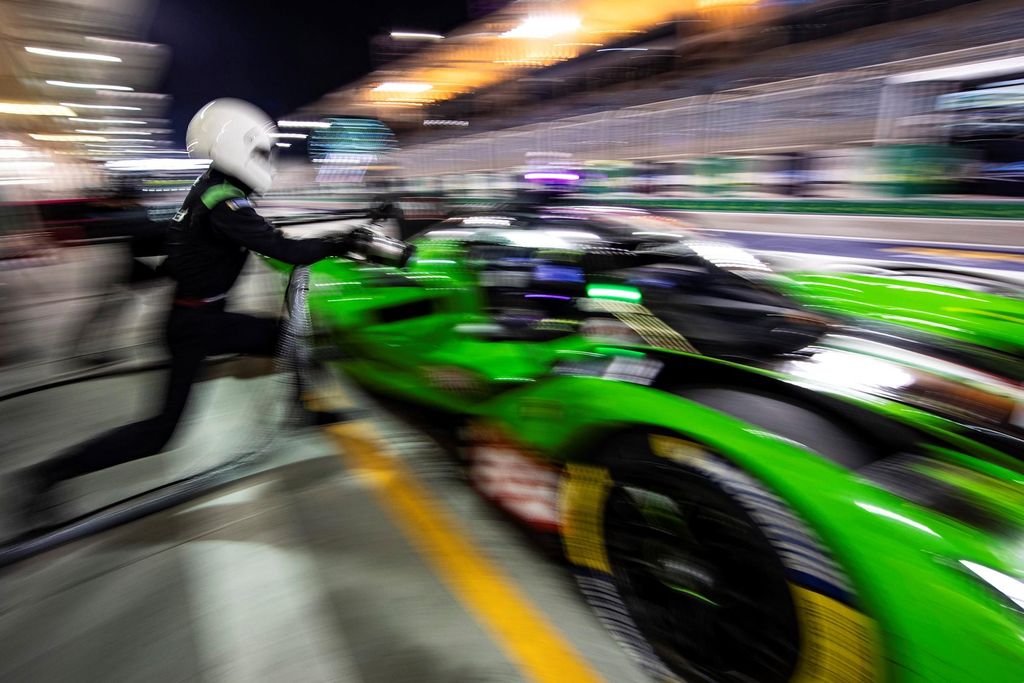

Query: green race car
[270,206,1024,682]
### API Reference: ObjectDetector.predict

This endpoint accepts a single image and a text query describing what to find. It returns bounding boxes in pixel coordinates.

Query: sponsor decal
[422,365,482,394]
[555,355,664,386]
[465,421,561,532]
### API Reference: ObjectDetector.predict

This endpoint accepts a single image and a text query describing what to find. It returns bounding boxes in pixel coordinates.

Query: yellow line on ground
[882,246,1024,263]
[324,421,605,683]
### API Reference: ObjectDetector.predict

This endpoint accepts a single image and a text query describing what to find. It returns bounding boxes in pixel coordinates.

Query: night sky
[145,0,470,144]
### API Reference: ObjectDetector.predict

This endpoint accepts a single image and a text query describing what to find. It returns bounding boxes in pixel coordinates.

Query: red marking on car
[468,435,562,532]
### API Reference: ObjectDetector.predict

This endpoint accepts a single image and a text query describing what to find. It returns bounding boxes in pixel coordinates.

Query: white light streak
[86,36,161,49]
[69,117,146,125]
[26,46,121,62]
[30,133,106,142]
[60,102,141,111]
[106,158,211,172]
[0,102,76,116]
[960,561,1024,610]
[75,129,151,135]
[277,120,330,128]
[390,31,443,40]
[856,502,940,537]
[46,80,133,91]
[373,82,433,93]
[502,15,580,39]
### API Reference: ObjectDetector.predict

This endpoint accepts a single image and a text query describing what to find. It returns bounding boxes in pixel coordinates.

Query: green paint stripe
[201,183,246,209]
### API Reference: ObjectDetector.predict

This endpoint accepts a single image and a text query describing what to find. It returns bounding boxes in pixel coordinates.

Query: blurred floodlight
[0,161,54,171]
[373,82,433,93]
[74,129,150,136]
[275,142,292,148]
[46,80,133,91]
[0,102,76,116]
[524,171,580,181]
[277,120,330,128]
[75,129,151,135]
[85,36,161,50]
[0,139,23,146]
[106,157,211,171]
[60,102,141,111]
[30,133,106,141]
[889,56,1024,84]
[272,133,307,139]
[88,145,171,152]
[502,15,581,39]
[26,46,121,62]
[69,117,146,125]
[390,31,443,41]
[88,138,155,145]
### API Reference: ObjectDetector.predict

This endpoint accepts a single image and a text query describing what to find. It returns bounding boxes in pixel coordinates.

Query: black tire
[596,431,800,682]
[563,428,876,683]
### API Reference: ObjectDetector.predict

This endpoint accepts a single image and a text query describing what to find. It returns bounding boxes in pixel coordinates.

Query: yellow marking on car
[322,419,605,683]
[560,464,614,574]
[789,585,880,683]
[650,434,707,467]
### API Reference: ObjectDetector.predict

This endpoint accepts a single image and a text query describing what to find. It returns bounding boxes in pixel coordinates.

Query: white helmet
[186,98,276,194]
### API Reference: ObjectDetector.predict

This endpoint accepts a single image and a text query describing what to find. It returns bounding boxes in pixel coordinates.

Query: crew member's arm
[210,197,343,265]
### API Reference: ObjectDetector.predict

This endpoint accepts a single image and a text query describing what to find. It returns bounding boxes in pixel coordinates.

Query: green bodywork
[781,272,1024,356]
[266,236,1024,682]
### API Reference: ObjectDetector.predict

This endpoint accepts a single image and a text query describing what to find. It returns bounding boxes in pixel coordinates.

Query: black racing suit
[42,169,339,482]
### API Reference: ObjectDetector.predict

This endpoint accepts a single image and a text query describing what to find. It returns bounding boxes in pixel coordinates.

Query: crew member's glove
[325,227,415,267]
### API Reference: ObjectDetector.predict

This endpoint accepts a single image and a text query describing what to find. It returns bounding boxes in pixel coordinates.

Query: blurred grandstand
[288,0,1024,199]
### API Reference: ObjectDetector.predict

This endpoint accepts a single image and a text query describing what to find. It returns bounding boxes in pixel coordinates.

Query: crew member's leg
[208,311,280,357]
[18,308,284,527]
[42,310,280,479]
[39,307,208,481]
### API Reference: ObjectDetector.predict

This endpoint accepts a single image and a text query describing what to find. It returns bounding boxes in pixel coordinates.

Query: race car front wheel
[562,430,878,683]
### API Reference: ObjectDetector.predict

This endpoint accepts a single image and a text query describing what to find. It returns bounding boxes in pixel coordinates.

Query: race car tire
[560,429,879,683]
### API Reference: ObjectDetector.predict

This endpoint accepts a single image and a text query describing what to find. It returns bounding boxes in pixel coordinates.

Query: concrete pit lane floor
[0,363,648,683]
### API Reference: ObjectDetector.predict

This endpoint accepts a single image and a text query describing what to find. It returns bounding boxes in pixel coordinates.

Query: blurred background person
[66,181,169,365]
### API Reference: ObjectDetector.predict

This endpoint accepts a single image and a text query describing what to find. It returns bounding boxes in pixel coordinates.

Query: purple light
[524,172,580,182]
[525,293,572,301]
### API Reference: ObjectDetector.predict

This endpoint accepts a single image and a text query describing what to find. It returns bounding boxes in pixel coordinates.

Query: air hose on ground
[0,266,314,568]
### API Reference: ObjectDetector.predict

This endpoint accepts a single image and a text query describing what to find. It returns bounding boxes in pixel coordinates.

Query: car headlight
[961,560,1024,611]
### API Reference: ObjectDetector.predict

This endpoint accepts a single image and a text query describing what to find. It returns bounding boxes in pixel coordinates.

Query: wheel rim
[604,473,800,682]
